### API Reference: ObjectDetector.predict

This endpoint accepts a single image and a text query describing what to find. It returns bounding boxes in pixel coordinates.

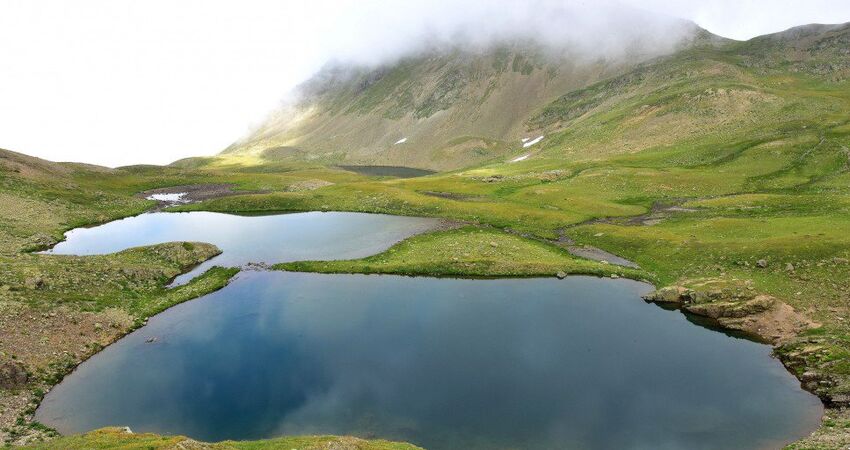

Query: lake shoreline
[12,208,834,448]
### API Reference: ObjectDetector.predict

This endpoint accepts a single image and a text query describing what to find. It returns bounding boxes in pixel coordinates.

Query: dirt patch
[564,245,641,269]
[581,200,699,227]
[285,179,335,192]
[499,226,641,269]
[0,303,131,369]
[0,302,134,444]
[139,184,268,209]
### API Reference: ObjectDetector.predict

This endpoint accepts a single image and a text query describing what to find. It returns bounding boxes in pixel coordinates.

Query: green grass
[278,226,645,279]
[22,427,421,450]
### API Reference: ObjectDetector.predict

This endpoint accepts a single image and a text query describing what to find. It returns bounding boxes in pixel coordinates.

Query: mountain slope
[222,24,723,170]
[529,22,850,161]
[221,22,849,172]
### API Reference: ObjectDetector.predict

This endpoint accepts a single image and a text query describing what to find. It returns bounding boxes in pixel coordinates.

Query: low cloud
[1,0,848,166]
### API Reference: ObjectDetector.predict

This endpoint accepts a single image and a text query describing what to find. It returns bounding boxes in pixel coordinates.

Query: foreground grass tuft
[22,427,422,450]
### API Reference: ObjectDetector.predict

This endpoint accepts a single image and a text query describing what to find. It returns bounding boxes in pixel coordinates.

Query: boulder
[643,286,689,303]
[0,361,28,389]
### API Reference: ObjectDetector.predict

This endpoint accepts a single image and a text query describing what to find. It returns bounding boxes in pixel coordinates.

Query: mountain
[221,22,727,170]
[219,22,849,171]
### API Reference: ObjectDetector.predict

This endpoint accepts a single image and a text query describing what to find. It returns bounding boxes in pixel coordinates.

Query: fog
[1,0,848,167]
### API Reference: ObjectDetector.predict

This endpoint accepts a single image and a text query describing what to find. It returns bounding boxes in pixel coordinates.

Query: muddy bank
[561,242,640,268]
[500,227,641,269]
[139,184,268,210]
[578,200,699,228]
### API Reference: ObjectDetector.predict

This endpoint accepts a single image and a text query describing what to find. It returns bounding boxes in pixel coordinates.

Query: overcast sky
[1,1,849,167]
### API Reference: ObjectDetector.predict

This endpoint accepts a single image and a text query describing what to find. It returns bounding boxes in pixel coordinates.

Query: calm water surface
[36,271,822,449]
[337,165,436,178]
[45,211,439,284]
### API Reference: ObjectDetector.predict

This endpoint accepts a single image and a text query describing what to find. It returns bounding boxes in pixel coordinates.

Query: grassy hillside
[222,25,724,170]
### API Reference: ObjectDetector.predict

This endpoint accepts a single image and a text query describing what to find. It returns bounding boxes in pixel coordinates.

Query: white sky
[1,0,849,167]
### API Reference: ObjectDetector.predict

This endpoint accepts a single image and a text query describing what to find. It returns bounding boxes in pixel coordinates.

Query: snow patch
[146,193,189,203]
[522,135,544,148]
[394,137,408,145]
[521,137,529,143]
[510,154,530,163]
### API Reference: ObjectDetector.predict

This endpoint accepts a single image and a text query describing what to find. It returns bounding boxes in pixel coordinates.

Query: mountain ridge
[218,21,849,171]
[220,21,732,170]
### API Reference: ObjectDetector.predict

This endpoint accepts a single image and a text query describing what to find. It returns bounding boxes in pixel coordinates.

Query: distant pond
[337,165,436,178]
[36,212,822,449]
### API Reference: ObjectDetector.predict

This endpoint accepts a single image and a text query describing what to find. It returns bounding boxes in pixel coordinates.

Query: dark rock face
[0,361,28,389]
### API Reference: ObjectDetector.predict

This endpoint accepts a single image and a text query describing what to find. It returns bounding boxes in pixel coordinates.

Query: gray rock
[644,286,689,303]
[756,259,768,268]
[786,263,795,272]
[0,361,28,389]
[556,271,567,279]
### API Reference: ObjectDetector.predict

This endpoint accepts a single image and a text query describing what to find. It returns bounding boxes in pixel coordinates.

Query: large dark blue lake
[35,212,822,449]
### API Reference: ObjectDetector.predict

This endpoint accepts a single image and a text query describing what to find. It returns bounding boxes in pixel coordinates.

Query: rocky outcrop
[777,338,850,407]
[643,279,850,410]
[642,280,814,344]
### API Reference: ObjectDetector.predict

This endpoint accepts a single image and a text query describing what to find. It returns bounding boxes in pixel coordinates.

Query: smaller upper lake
[45,211,439,284]
[337,165,436,178]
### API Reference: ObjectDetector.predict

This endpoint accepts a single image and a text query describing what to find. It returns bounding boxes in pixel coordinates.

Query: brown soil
[139,184,268,209]
[0,303,134,444]
[582,199,699,227]
[563,245,641,269]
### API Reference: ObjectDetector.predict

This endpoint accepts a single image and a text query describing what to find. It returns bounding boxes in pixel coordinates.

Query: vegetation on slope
[221,31,716,170]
